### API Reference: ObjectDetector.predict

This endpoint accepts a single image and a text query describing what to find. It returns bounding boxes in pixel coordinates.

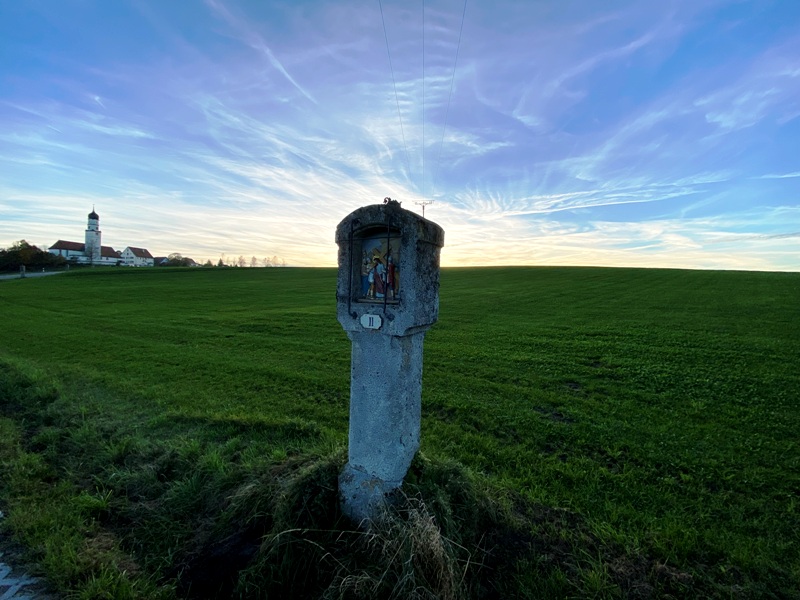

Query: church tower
[85,207,102,263]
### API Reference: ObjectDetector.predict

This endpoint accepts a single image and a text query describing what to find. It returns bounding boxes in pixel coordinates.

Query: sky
[1,0,799,270]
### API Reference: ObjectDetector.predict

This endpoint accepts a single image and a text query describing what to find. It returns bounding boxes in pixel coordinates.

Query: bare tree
[250,256,258,268]
[237,255,246,268]
[262,257,271,267]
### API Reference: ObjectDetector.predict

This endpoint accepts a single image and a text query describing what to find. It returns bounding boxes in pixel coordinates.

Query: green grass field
[1,267,798,599]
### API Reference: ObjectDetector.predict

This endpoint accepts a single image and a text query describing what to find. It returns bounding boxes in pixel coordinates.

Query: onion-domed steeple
[85,206,102,263]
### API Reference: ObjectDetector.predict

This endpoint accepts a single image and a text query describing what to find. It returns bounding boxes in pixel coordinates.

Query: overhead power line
[432,0,468,200]
[379,0,468,218]
[378,0,412,182]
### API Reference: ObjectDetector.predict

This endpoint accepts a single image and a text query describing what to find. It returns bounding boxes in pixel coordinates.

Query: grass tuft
[234,452,486,599]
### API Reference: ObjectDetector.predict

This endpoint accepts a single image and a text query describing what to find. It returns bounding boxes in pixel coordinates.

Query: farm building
[121,246,155,267]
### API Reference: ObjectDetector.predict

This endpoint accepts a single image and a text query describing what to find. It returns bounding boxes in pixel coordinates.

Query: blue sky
[1,0,799,270]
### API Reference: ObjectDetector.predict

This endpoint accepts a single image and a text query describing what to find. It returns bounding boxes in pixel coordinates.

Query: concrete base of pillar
[338,463,402,525]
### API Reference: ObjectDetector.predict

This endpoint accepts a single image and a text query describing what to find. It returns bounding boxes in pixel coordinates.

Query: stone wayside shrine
[336,198,444,524]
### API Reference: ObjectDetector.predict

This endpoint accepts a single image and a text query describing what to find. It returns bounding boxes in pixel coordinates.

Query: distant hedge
[0,240,67,272]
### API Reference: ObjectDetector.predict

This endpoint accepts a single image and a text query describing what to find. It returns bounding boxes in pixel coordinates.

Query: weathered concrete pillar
[336,199,444,524]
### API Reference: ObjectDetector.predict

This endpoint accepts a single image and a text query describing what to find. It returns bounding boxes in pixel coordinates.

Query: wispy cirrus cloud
[695,37,800,132]
[758,172,800,180]
[0,0,798,271]
[204,0,318,105]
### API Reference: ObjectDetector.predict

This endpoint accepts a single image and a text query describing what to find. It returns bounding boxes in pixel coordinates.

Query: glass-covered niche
[357,229,401,302]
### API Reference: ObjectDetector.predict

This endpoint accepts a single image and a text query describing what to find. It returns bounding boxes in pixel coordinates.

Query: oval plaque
[360,314,382,330]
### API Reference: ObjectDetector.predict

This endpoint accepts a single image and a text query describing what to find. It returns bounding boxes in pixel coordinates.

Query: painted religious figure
[359,233,400,302]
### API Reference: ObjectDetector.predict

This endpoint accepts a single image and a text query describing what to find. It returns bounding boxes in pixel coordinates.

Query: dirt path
[0,553,55,599]
[0,272,65,281]
[0,512,56,600]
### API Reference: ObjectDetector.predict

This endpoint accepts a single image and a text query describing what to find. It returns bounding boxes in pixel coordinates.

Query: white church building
[49,209,154,267]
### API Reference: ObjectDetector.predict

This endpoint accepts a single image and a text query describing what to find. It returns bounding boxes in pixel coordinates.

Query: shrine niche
[357,230,401,303]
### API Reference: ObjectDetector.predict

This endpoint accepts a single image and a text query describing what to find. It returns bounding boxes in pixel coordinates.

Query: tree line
[0,240,67,272]
[214,254,287,268]
[157,253,287,268]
